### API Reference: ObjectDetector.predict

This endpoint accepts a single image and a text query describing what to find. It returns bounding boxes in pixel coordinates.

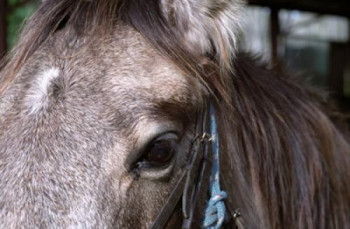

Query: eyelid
[136,159,176,180]
[153,132,179,142]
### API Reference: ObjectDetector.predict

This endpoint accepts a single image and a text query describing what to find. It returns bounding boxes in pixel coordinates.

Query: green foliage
[7,0,38,48]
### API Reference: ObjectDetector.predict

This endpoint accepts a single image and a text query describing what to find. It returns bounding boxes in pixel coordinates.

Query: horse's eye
[134,133,178,170]
[145,140,175,165]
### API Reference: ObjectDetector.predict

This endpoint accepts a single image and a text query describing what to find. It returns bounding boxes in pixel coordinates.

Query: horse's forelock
[1,0,242,108]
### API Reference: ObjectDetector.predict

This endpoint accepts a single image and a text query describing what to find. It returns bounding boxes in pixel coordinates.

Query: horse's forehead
[102,32,191,103]
[24,24,196,114]
[77,25,192,100]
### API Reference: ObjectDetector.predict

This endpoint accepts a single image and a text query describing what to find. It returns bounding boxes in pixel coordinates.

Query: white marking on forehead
[25,67,60,115]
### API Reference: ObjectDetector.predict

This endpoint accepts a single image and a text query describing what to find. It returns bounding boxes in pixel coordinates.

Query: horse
[0,0,349,228]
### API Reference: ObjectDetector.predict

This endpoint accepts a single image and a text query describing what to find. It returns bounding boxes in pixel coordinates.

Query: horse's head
[3,1,350,228]
[0,0,243,227]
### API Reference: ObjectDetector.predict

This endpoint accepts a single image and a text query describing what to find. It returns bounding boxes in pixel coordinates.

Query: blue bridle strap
[203,104,228,229]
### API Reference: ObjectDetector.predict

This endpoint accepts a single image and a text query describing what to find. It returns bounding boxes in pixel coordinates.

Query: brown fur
[0,0,349,228]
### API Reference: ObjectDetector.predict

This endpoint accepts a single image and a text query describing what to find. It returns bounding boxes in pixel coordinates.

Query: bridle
[151,103,243,229]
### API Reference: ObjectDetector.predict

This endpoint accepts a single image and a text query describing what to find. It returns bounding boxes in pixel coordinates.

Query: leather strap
[182,104,210,228]
[150,170,187,229]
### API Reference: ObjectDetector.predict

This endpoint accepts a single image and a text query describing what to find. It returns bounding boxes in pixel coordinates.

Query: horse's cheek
[112,177,178,228]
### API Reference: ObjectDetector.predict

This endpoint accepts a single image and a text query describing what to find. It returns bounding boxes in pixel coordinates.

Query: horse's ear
[161,0,243,65]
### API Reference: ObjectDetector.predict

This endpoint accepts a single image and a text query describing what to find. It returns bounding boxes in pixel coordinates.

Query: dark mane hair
[1,1,349,228]
[224,53,350,228]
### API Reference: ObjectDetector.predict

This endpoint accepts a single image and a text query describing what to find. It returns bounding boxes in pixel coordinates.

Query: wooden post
[0,0,8,60]
[270,7,280,68]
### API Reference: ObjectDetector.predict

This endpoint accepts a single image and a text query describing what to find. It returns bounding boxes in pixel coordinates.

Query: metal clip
[233,209,241,219]
[201,133,213,143]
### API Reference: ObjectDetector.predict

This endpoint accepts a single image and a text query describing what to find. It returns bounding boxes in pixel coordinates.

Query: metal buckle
[233,209,241,219]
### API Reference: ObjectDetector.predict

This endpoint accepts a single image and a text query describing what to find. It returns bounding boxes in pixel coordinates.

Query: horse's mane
[1,0,349,228]
[221,53,350,228]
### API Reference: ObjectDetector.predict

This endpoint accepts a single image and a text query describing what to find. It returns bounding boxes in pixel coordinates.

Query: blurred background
[0,0,350,119]
[240,0,350,120]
